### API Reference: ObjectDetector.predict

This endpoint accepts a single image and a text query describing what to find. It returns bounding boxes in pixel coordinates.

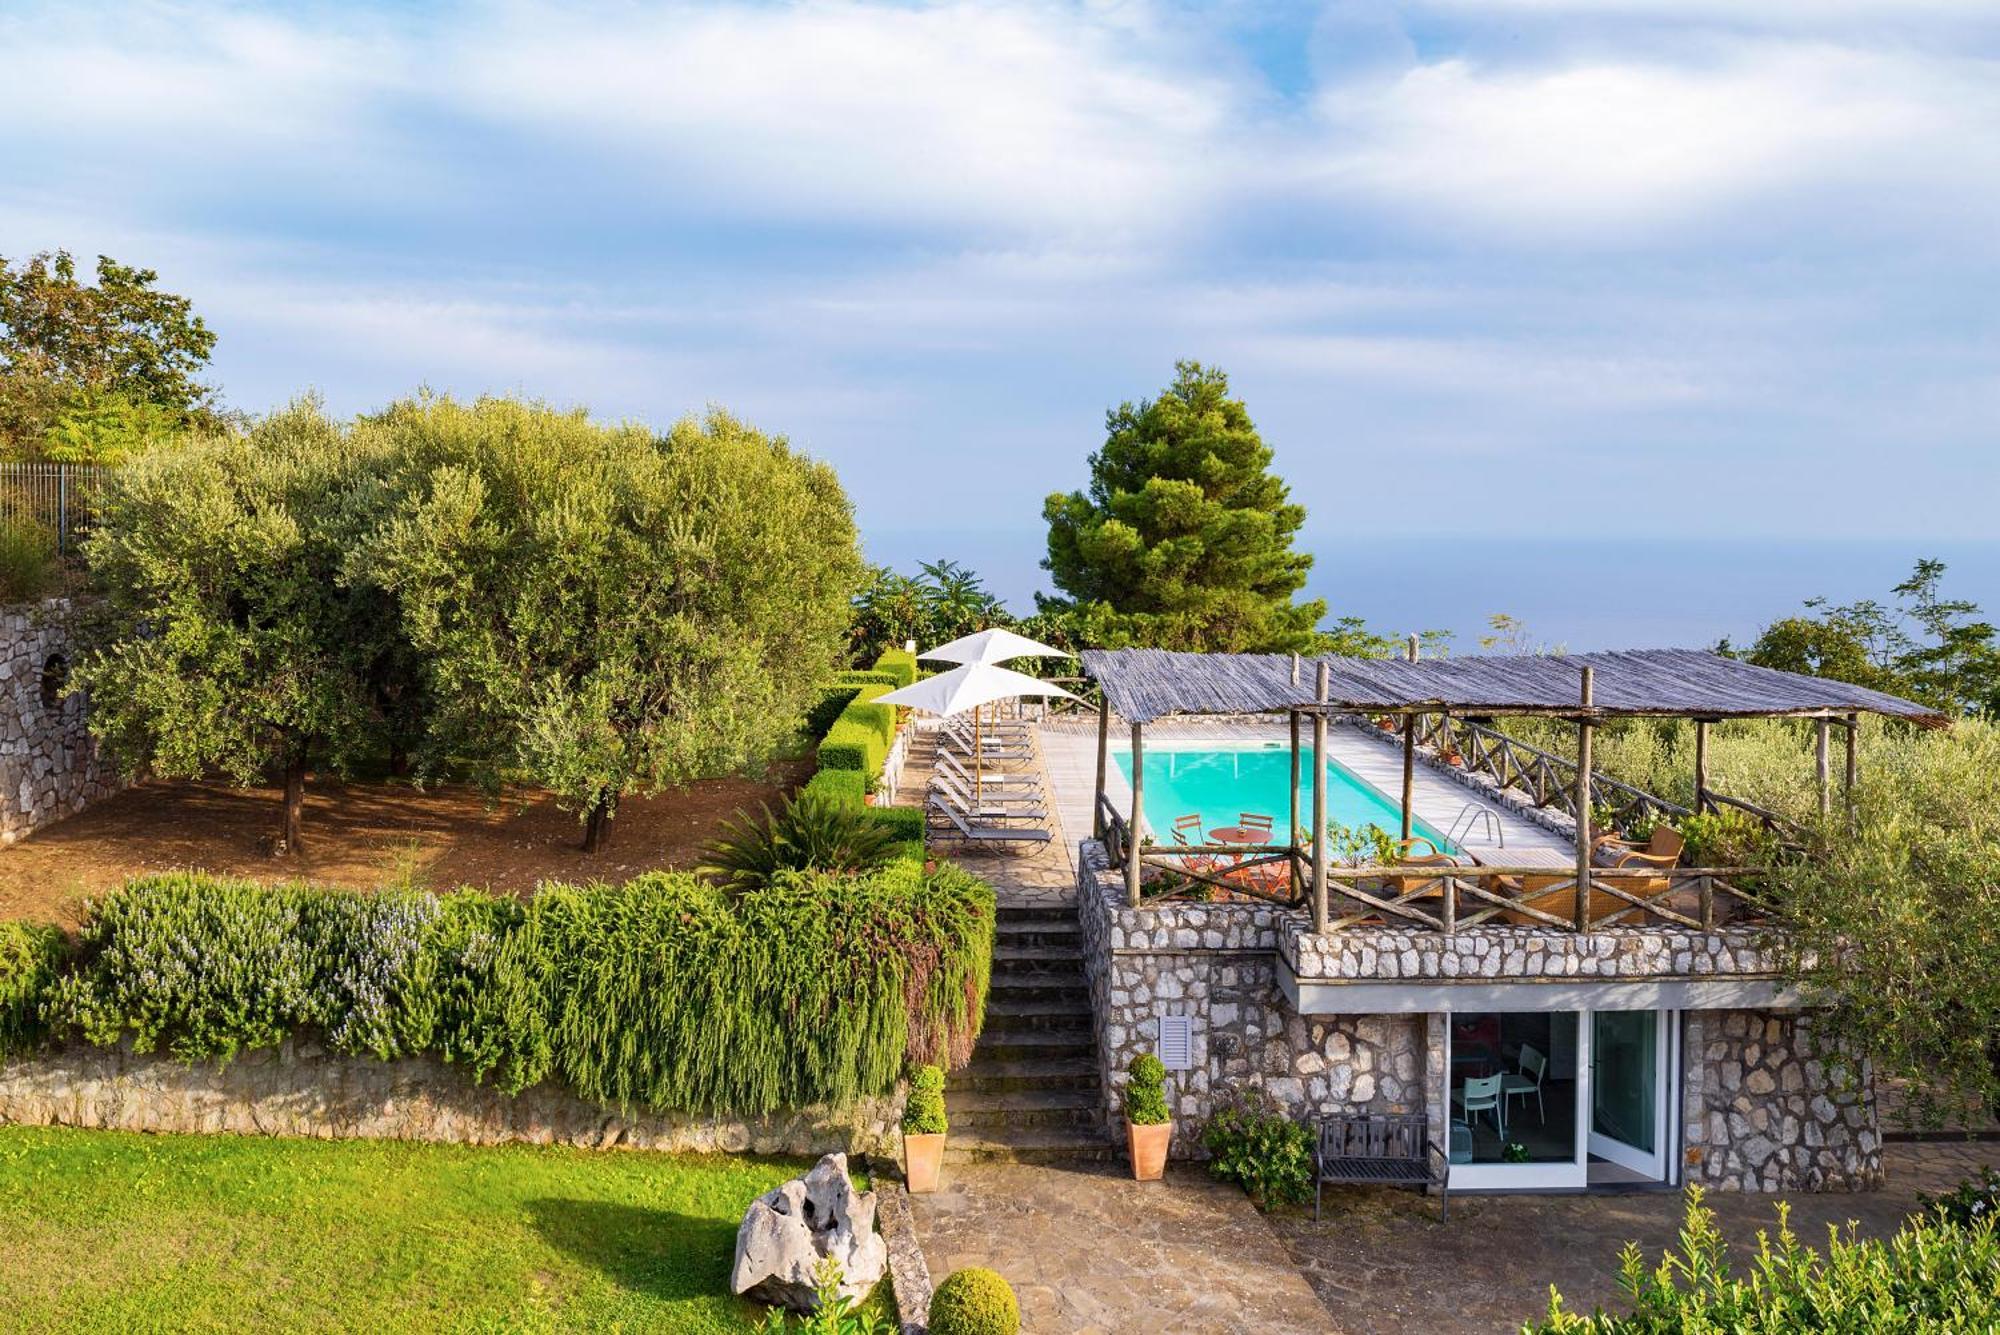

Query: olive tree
[360,396,861,850]
[71,401,396,849]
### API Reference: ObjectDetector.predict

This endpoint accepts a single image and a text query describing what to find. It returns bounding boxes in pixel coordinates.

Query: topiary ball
[928,1267,1020,1335]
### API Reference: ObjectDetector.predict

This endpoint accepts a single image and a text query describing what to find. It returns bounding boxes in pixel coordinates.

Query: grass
[0,1126,884,1333]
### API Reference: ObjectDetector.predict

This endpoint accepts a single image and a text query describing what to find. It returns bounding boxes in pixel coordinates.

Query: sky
[3,0,1997,644]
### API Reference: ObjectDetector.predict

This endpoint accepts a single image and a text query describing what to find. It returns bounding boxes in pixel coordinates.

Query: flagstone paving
[911,1159,1340,1334]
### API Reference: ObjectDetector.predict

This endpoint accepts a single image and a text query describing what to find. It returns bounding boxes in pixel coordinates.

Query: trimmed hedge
[802,768,869,805]
[806,685,863,740]
[38,864,994,1114]
[835,669,898,688]
[873,647,918,689]
[819,683,895,781]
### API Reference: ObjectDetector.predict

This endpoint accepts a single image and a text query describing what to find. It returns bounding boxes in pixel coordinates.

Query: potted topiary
[902,1065,947,1193]
[1124,1053,1173,1181]
[929,1266,1020,1335]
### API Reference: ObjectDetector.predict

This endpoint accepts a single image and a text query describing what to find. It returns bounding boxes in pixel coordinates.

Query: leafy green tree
[1742,559,1999,716]
[361,396,862,851]
[71,400,397,850]
[1040,361,1325,653]
[0,251,218,459]
[847,558,1009,663]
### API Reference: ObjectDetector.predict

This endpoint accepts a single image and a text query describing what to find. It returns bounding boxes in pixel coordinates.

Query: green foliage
[1124,1052,1171,1125]
[359,395,864,850]
[1530,1186,2000,1332]
[819,684,895,782]
[928,1267,1020,1335]
[71,400,401,846]
[0,250,219,459]
[0,515,59,603]
[1738,558,1999,717]
[807,685,864,738]
[869,804,926,846]
[903,1064,947,1135]
[848,559,1008,663]
[701,792,901,893]
[803,768,869,805]
[1922,1167,2000,1231]
[760,1256,893,1335]
[39,863,994,1114]
[0,921,66,1058]
[872,647,918,688]
[1041,361,1324,653]
[1199,1090,1313,1207]
[1676,808,1779,871]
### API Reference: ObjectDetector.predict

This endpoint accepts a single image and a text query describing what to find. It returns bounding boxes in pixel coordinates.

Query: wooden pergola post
[1574,666,1594,933]
[1815,718,1832,817]
[1288,708,1302,895]
[1312,662,1330,935]
[1093,698,1110,838]
[1844,712,1859,819]
[1693,719,1710,814]
[1401,633,1418,845]
[1126,721,1144,908]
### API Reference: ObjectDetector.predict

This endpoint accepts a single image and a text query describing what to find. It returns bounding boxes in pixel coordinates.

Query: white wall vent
[1158,1013,1194,1071]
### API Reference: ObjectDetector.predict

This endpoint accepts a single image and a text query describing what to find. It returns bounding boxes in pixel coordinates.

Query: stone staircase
[947,903,1111,1162]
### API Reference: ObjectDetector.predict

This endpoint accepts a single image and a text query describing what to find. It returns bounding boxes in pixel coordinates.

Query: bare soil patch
[0,762,812,925]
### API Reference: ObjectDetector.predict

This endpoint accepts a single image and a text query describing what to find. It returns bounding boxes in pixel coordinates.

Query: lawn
[0,1127,860,1332]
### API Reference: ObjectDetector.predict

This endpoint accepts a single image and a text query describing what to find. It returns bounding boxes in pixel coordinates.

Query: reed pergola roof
[1079,647,1949,728]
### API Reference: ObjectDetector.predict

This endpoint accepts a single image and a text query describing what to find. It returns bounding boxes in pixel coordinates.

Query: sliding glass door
[1588,1010,1671,1180]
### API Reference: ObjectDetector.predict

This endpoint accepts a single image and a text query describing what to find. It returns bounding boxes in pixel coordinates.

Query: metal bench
[1315,1112,1450,1222]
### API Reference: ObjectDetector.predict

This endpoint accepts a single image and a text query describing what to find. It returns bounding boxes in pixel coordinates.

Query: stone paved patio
[1269,1140,1999,1333]
[910,1159,1338,1334]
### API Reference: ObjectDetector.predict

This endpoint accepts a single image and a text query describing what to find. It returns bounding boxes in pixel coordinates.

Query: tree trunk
[581,791,612,853]
[282,755,306,855]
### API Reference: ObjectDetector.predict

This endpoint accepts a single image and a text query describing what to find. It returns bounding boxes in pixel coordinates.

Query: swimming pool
[1114,741,1456,851]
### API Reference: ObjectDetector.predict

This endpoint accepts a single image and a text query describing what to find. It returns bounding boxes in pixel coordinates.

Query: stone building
[1,599,120,845]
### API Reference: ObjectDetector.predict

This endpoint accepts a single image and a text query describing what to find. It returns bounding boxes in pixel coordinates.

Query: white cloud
[1305,43,2000,235]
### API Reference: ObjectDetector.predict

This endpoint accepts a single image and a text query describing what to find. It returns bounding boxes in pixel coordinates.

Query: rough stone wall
[1682,1009,1881,1191]
[1078,843,1425,1156]
[1287,923,1780,981]
[0,600,120,845]
[0,1039,906,1158]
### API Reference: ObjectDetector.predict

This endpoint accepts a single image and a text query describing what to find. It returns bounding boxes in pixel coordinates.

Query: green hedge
[802,768,869,805]
[806,685,863,740]
[819,683,895,781]
[0,922,65,1059]
[835,669,898,688]
[39,865,994,1113]
[872,647,918,689]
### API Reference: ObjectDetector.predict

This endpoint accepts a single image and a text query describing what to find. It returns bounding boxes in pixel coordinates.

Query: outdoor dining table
[1207,825,1272,848]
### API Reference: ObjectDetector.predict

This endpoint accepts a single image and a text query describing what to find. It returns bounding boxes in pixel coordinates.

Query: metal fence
[0,463,112,554]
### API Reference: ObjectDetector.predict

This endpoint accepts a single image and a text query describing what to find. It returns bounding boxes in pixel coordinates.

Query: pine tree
[1040,361,1324,652]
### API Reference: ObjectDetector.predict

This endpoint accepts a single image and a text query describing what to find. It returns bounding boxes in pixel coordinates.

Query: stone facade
[1076,837,1880,1191]
[0,599,120,845]
[1683,1010,1881,1191]
[0,1039,906,1158]
[1079,840,1426,1156]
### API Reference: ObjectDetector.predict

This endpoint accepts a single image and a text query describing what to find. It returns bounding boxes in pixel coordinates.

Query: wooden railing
[1133,847,1772,932]
[1410,714,1691,833]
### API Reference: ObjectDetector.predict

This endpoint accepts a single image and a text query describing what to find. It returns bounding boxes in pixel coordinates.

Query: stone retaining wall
[0,1040,906,1158]
[1683,1010,1881,1191]
[1,599,120,845]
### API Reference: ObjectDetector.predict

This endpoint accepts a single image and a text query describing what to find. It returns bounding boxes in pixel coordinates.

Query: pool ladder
[1445,803,1504,849]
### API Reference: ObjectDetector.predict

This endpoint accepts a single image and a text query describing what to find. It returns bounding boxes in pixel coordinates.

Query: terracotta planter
[1126,1118,1173,1181]
[903,1131,945,1193]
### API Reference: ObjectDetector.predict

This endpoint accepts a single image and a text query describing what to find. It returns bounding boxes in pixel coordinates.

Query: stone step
[982,999,1094,1035]
[949,1066,1098,1096]
[947,1089,1102,1132]
[986,977,1089,1006]
[988,962,1085,989]
[992,944,1083,966]
[995,907,1079,930]
[943,1129,1117,1165]
[992,927,1081,953]
[970,1034,1097,1064]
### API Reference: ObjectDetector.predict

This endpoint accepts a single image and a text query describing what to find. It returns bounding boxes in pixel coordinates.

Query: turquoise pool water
[1115,742,1455,851]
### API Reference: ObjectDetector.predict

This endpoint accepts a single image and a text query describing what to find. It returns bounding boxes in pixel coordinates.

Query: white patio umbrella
[918,627,1071,665]
[874,660,1078,802]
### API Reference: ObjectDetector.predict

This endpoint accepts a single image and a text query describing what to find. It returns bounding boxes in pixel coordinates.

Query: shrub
[40,863,995,1113]
[701,792,900,893]
[870,804,926,846]
[806,685,862,740]
[1199,1089,1313,1207]
[903,1064,947,1135]
[872,647,918,689]
[1532,1186,2000,1331]
[928,1268,1020,1335]
[1124,1053,1170,1125]
[802,768,869,806]
[819,684,895,782]
[1922,1167,2000,1230]
[0,921,66,1058]
[836,669,899,688]
[0,517,59,604]
[760,1257,893,1335]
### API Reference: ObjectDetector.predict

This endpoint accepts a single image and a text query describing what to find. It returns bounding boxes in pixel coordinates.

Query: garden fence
[0,463,112,554]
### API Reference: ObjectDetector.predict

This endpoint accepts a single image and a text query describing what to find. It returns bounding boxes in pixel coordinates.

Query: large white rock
[730,1152,887,1311]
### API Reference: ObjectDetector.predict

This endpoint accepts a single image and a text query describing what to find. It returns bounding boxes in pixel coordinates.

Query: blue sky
[3,0,1997,630]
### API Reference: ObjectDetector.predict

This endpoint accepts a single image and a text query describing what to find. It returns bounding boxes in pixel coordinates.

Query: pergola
[1080,647,1946,929]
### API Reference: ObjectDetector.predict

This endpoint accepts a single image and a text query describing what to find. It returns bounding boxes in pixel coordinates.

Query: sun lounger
[935,750,1042,793]
[930,772,1048,821]
[927,797,1052,845]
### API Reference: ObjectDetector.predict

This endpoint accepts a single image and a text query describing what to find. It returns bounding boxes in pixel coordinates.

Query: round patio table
[1208,825,1273,846]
